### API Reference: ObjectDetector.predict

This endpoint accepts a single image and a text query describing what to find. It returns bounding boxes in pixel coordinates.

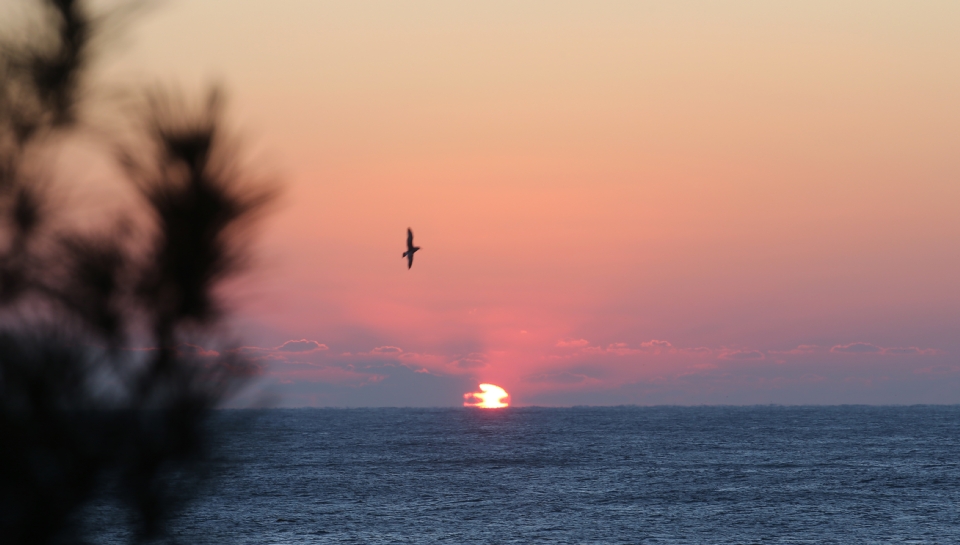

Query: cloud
[829,343,941,355]
[605,343,642,355]
[914,364,960,375]
[175,343,220,358]
[370,346,403,355]
[719,349,765,360]
[236,340,482,381]
[560,341,653,356]
[263,362,477,407]
[268,365,375,384]
[277,339,328,353]
[770,345,820,355]
[527,371,596,384]
[882,346,940,356]
[831,342,882,354]
[452,352,487,369]
[558,339,672,355]
[227,341,329,362]
[883,347,920,355]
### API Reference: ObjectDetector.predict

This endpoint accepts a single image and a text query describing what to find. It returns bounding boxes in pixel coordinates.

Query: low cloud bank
[200,335,950,406]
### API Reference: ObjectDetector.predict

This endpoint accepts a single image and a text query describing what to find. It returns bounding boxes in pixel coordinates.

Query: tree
[0,1,273,542]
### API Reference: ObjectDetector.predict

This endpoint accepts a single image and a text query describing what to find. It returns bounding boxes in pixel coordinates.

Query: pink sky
[94,0,960,406]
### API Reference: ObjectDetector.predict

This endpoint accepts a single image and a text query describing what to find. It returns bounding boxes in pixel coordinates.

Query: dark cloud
[266,362,476,407]
[454,353,487,369]
[370,346,403,355]
[175,343,219,358]
[884,347,921,355]
[883,346,939,356]
[680,346,714,354]
[719,350,765,360]
[831,342,882,354]
[820,343,940,356]
[527,371,593,384]
[770,345,820,355]
[277,339,328,352]
[229,346,269,356]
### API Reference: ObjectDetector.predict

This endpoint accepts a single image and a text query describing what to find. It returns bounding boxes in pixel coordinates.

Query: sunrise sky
[90,0,960,406]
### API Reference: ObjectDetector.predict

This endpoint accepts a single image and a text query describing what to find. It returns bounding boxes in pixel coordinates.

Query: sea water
[126,406,960,543]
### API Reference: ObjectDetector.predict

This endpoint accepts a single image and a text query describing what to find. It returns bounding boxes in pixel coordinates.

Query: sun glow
[463,383,510,408]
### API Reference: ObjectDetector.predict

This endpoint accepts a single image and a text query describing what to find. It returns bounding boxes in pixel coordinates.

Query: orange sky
[90,0,960,405]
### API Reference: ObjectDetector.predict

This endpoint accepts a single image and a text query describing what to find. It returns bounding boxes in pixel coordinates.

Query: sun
[463,383,510,408]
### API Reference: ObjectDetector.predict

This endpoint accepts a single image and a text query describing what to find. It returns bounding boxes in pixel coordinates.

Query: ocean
[106,406,960,543]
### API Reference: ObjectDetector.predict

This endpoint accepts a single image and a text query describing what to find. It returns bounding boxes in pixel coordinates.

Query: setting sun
[463,384,510,409]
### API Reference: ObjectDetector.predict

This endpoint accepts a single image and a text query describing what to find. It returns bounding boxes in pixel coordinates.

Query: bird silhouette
[403,228,420,269]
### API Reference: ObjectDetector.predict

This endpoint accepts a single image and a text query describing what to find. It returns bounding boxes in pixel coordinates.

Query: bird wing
[406,228,414,250]
[407,252,414,269]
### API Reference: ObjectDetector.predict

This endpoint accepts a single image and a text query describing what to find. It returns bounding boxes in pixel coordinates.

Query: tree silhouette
[0,1,274,543]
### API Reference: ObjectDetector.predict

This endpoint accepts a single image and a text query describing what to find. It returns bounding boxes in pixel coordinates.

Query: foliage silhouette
[0,1,274,543]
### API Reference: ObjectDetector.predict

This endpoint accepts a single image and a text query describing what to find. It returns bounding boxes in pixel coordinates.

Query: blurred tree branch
[0,1,275,543]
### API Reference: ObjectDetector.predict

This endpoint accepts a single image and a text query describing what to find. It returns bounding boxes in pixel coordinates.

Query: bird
[402,228,420,269]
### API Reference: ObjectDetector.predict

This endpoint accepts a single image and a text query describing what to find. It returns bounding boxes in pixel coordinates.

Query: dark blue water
[170,406,959,543]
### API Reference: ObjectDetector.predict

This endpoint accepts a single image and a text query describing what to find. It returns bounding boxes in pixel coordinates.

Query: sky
[84,0,960,406]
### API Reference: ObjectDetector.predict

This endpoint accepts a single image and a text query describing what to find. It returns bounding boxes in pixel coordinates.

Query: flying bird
[403,228,420,269]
